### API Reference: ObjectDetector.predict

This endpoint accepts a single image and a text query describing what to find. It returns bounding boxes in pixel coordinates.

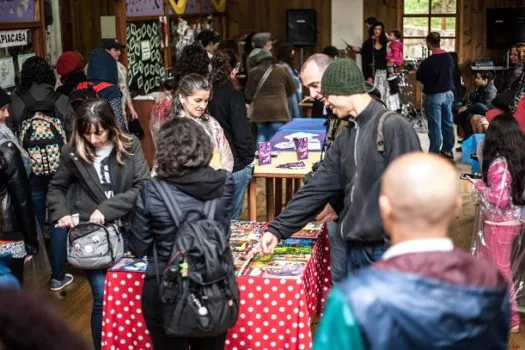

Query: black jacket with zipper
[267,100,422,242]
[47,137,150,229]
[129,167,234,278]
[0,142,38,254]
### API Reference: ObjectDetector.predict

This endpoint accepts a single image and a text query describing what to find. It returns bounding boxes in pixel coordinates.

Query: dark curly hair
[20,56,56,91]
[155,116,213,178]
[210,49,238,88]
[276,42,295,69]
[172,43,210,88]
[482,113,525,205]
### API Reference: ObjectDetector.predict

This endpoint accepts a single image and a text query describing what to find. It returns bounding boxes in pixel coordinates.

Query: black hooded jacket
[129,167,234,278]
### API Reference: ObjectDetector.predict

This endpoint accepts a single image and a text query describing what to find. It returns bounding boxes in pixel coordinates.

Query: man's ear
[379,195,392,223]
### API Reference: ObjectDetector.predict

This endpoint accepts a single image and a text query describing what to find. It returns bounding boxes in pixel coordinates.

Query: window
[403,0,457,59]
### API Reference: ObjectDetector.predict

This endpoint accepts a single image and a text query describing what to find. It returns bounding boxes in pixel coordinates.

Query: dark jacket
[85,48,127,131]
[267,100,421,242]
[47,137,149,228]
[7,83,74,136]
[503,63,524,91]
[57,71,87,97]
[208,83,254,172]
[416,51,454,95]
[0,141,38,254]
[245,59,296,123]
[468,80,497,111]
[361,39,388,80]
[316,250,510,349]
[129,167,234,278]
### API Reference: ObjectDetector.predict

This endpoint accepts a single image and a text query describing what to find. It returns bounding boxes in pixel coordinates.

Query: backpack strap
[93,82,115,93]
[376,110,397,153]
[151,179,183,227]
[17,90,37,122]
[203,199,218,221]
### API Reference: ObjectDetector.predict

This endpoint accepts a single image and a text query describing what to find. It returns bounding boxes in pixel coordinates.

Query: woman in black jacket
[47,99,150,350]
[130,117,235,350]
[0,88,38,284]
[208,49,254,220]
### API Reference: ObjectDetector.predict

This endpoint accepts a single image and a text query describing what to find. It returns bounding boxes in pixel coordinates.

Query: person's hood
[165,167,228,201]
[343,268,509,349]
[87,48,118,84]
[248,48,273,66]
[63,71,87,85]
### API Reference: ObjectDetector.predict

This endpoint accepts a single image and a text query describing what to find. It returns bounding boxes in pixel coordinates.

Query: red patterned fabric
[101,232,331,350]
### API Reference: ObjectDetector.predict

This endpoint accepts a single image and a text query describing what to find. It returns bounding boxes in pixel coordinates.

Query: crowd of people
[0,18,522,350]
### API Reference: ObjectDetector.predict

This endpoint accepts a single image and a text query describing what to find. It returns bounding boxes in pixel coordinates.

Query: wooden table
[248,152,321,222]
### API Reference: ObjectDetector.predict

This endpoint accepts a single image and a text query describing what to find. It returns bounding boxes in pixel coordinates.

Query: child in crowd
[386,29,403,80]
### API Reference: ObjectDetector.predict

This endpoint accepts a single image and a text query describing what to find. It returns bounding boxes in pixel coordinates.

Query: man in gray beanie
[246,32,273,73]
[260,59,421,277]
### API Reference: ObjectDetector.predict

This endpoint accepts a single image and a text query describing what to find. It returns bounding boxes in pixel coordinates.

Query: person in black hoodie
[208,49,254,220]
[55,51,86,96]
[130,116,234,350]
[260,59,421,276]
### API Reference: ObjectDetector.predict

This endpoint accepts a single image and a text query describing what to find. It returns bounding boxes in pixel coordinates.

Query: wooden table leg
[285,178,294,206]
[294,178,302,194]
[266,178,275,222]
[275,178,283,217]
[248,177,257,221]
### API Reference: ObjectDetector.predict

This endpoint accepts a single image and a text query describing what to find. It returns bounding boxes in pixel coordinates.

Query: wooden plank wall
[59,0,115,59]
[227,0,332,59]
[364,0,525,82]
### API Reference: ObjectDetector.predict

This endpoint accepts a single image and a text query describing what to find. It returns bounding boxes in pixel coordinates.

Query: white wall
[331,0,363,66]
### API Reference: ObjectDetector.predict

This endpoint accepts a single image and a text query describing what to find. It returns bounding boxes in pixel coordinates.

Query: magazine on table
[110,257,147,273]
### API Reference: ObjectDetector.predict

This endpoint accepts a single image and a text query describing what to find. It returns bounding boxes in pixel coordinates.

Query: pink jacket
[386,40,404,67]
[475,157,523,222]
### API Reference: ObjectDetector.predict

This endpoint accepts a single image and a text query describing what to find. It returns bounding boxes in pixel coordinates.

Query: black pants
[6,257,24,285]
[142,277,227,350]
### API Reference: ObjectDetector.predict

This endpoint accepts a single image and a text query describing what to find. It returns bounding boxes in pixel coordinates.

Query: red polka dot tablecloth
[101,231,331,350]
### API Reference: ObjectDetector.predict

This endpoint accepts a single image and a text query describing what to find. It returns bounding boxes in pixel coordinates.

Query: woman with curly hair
[170,73,233,172]
[276,42,303,118]
[130,116,235,350]
[208,49,254,219]
[472,113,525,332]
[172,43,211,88]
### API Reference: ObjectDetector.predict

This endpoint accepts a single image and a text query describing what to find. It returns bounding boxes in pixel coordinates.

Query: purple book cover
[294,137,308,160]
[258,142,272,165]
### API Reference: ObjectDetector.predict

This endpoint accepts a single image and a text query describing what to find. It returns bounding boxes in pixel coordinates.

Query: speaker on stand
[286,9,317,66]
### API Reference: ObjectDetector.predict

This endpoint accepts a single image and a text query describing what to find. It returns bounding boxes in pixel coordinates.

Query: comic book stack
[230,221,324,278]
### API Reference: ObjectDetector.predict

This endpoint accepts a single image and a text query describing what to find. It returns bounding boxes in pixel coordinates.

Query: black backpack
[151,180,239,337]
[18,92,66,177]
[69,81,115,110]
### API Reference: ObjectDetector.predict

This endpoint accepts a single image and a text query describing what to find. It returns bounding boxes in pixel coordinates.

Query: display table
[101,223,331,350]
[248,152,321,222]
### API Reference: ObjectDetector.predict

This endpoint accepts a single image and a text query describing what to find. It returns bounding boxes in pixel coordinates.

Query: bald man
[314,153,510,350]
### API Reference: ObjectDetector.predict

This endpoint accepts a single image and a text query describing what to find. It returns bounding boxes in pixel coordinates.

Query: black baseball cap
[102,38,126,50]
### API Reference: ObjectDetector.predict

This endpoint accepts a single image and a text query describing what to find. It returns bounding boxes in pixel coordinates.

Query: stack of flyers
[230,221,259,243]
[244,254,311,279]
[280,238,314,247]
[111,257,147,272]
[290,223,323,240]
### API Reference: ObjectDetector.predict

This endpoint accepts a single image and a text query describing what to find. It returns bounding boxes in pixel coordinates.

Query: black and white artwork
[127,22,164,94]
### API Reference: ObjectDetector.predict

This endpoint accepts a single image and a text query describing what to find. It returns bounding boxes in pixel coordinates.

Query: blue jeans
[50,226,68,280]
[327,221,348,283]
[256,122,285,143]
[85,269,107,350]
[346,241,387,274]
[31,186,48,232]
[231,165,253,220]
[424,90,455,154]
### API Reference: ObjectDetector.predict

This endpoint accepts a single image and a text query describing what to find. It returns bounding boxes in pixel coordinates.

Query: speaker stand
[300,47,305,67]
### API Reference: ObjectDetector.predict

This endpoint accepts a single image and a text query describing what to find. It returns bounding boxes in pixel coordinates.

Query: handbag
[67,222,124,270]
[247,65,274,120]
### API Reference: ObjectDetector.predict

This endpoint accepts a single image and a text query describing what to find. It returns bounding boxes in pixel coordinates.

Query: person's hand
[458,106,467,113]
[90,209,105,225]
[260,231,279,255]
[130,108,139,120]
[367,77,373,84]
[24,255,33,264]
[57,215,75,229]
[314,203,338,224]
[351,46,360,53]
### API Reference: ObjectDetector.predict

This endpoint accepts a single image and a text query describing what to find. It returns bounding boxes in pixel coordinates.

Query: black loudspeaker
[287,9,316,47]
[486,7,525,49]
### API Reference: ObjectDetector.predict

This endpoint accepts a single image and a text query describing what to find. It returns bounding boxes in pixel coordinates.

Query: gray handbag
[67,222,123,270]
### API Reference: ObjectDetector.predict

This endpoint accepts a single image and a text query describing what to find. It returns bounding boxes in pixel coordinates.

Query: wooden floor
[28,143,525,349]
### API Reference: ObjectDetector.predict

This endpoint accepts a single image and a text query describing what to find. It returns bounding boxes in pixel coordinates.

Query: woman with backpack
[0,87,39,285]
[472,113,525,333]
[46,99,149,349]
[129,117,238,350]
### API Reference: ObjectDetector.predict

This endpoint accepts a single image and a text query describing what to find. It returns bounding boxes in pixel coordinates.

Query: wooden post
[115,0,128,67]
[33,0,47,57]
[163,0,173,70]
